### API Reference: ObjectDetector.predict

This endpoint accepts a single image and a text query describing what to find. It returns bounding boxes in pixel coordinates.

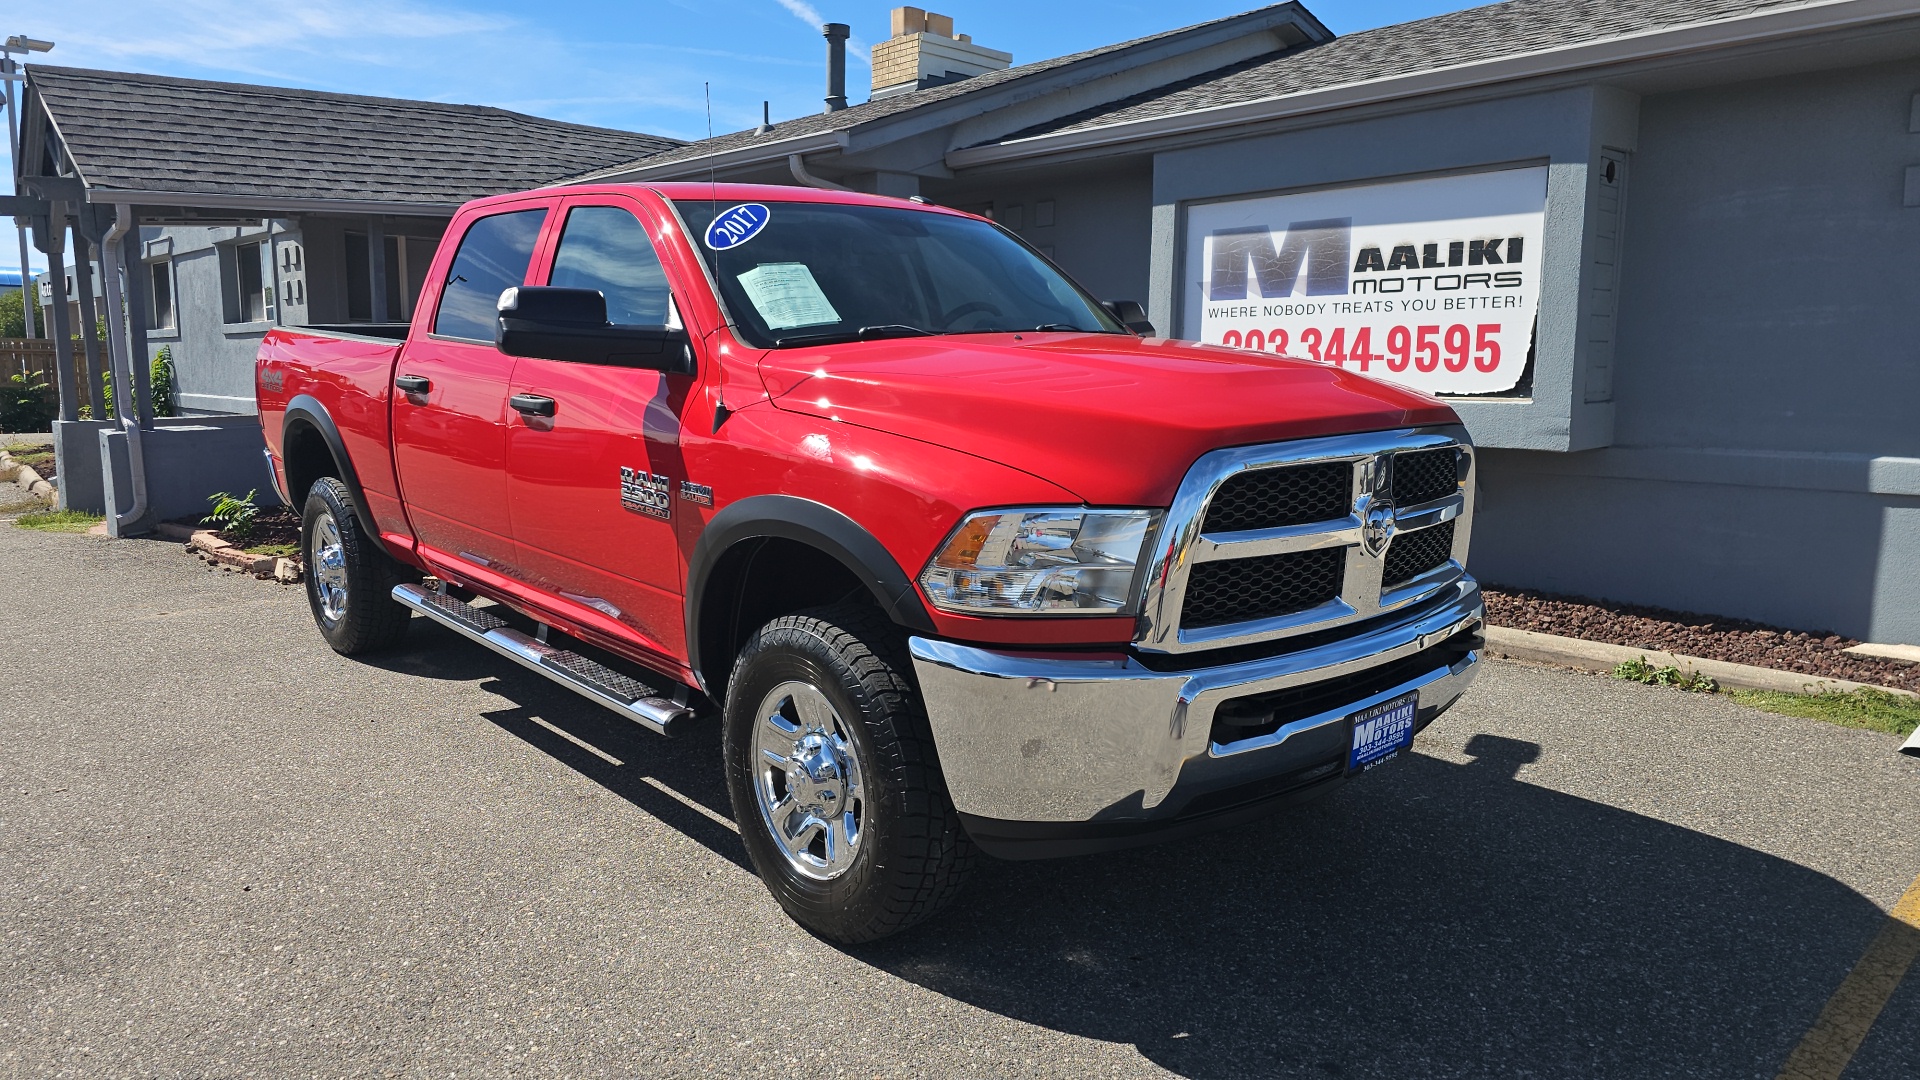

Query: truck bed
[256,325,409,546]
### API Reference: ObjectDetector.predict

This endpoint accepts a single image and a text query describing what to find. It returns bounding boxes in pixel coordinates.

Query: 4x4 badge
[619,467,672,520]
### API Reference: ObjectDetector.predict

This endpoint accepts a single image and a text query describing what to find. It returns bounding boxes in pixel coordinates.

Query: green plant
[150,347,176,418]
[0,369,56,433]
[0,285,35,339]
[1730,687,1920,737]
[14,508,101,533]
[1613,655,1719,693]
[204,489,262,543]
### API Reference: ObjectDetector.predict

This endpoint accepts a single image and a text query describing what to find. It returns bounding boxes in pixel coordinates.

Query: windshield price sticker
[1185,167,1546,396]
[737,262,841,330]
[705,203,770,250]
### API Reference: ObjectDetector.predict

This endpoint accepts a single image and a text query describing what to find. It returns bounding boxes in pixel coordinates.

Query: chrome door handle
[395,374,431,394]
[510,393,557,418]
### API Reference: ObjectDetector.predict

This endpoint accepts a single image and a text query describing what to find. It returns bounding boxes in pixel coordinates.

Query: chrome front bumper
[909,579,1483,831]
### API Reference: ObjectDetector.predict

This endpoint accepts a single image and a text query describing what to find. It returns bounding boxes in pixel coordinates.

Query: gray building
[15,66,679,528]
[21,66,681,417]
[569,0,1920,646]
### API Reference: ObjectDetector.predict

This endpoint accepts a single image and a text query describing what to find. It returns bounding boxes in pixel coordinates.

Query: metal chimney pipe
[823,23,849,112]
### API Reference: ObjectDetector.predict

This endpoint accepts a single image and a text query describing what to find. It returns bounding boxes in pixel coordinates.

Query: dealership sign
[1184,167,1548,395]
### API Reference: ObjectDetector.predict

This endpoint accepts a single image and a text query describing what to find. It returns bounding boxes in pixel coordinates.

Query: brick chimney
[870,6,1011,99]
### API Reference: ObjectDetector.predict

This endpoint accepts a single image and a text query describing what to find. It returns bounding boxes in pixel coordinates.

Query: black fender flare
[685,495,937,683]
[281,394,394,560]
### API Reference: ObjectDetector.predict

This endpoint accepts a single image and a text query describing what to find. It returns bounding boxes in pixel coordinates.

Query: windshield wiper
[773,324,934,348]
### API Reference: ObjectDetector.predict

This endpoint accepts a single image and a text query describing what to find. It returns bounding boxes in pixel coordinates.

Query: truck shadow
[365,619,750,872]
[844,734,1908,1079]
[371,625,1908,1077]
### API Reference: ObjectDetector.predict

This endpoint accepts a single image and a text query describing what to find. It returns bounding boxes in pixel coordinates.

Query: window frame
[543,202,678,334]
[217,235,272,328]
[144,256,178,337]
[425,201,555,345]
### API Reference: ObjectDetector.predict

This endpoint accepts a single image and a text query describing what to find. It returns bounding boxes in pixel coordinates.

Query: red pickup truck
[258,183,1483,942]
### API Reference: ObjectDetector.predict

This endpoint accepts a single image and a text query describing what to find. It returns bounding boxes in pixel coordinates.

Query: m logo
[1207,218,1352,301]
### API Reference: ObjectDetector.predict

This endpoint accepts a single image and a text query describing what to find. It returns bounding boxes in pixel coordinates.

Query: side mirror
[1104,299,1156,337]
[495,287,692,373]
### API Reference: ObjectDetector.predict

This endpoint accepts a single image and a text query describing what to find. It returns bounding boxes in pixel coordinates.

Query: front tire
[723,604,976,943]
[301,476,411,655]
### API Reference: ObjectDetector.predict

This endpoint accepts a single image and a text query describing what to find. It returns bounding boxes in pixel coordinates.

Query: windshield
[674,199,1125,348]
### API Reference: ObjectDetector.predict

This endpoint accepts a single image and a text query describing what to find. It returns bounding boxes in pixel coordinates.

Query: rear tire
[723,603,976,943]
[301,476,411,655]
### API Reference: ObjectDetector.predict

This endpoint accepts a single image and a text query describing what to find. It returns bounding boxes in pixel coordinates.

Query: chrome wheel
[752,680,866,881]
[309,510,349,622]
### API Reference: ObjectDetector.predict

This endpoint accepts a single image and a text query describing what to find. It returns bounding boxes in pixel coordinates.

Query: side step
[392,583,697,737]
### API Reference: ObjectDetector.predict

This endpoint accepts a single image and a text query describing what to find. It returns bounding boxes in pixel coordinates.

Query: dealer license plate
[1348,692,1418,772]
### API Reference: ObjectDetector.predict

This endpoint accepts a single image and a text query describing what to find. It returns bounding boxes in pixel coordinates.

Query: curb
[0,449,54,503]
[158,521,302,583]
[1483,626,1919,700]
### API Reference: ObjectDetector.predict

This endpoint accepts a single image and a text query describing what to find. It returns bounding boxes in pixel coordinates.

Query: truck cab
[257,183,1483,942]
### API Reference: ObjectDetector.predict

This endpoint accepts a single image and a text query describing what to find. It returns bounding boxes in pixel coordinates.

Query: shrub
[150,347,175,418]
[0,369,56,433]
[204,489,261,543]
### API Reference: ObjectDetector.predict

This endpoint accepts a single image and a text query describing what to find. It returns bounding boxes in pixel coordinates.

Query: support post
[43,200,75,422]
[366,216,387,323]
[71,228,106,418]
[122,227,152,426]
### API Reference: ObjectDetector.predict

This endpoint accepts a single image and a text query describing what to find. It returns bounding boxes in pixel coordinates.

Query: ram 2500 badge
[257,183,1483,942]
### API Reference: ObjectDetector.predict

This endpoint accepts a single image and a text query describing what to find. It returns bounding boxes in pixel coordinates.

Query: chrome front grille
[1134,427,1474,654]
[1383,518,1456,587]
[1182,547,1345,628]
[1201,461,1350,532]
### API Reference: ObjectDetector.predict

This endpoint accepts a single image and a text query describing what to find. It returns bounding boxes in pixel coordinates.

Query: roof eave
[561,130,852,184]
[947,0,1911,169]
[84,187,465,217]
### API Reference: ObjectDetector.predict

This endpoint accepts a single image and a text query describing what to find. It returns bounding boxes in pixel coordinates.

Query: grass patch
[241,541,299,558]
[1729,687,1920,738]
[1613,656,1719,693]
[6,445,53,472]
[14,508,102,533]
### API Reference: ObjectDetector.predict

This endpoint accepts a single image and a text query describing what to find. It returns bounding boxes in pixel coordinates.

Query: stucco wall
[928,161,1154,308]
[1470,58,1920,642]
[145,224,278,415]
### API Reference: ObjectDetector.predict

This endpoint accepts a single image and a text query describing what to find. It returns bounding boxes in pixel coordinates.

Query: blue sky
[2,0,1489,273]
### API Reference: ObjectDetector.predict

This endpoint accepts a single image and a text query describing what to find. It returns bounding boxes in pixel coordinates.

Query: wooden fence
[0,339,98,407]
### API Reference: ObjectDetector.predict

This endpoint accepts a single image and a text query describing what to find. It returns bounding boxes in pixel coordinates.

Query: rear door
[392,201,551,568]
[504,195,697,660]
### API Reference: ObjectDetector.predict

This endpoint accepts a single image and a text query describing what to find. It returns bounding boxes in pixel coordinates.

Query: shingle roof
[27,65,683,208]
[565,3,1322,181]
[994,0,1824,142]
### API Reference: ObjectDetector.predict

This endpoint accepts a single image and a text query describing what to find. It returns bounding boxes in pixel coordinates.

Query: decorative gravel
[1483,585,1920,693]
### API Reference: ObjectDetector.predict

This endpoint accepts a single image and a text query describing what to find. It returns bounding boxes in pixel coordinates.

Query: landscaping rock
[1484,585,1920,693]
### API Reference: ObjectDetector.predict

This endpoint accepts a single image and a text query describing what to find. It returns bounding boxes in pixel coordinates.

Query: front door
[392,203,550,568]
[505,197,696,660]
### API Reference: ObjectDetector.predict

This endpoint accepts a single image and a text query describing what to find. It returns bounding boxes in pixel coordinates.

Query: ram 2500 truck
[258,183,1483,943]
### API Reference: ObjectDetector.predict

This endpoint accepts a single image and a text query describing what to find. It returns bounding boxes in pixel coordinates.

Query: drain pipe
[99,202,147,533]
[788,153,851,192]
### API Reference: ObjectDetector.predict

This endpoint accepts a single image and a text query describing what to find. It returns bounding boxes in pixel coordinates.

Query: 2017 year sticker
[705,204,770,251]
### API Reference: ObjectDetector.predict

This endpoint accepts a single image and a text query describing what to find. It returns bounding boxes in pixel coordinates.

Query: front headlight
[919,508,1161,616]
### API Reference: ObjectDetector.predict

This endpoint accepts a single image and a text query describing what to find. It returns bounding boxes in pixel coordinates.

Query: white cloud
[768,0,870,63]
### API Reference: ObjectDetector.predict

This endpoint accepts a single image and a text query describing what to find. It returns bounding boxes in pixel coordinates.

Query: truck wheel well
[282,420,338,508]
[698,537,872,702]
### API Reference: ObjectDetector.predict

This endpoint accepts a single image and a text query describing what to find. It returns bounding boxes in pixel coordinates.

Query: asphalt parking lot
[3,513,1918,1079]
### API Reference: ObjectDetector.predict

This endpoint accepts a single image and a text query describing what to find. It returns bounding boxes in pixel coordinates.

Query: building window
[221,240,268,324]
[345,231,440,322]
[147,261,175,330]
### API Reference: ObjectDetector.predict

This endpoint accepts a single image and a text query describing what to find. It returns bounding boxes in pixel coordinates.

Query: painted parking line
[1775,872,1920,1080]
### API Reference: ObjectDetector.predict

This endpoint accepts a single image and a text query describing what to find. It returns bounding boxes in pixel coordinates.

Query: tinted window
[548,206,672,326]
[432,208,546,340]
[673,200,1121,349]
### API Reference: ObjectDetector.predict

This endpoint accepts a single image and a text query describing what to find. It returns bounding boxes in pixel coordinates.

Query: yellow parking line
[1775,872,1920,1080]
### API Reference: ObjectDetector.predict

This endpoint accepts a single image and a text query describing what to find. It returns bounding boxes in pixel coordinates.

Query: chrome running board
[392,583,697,737]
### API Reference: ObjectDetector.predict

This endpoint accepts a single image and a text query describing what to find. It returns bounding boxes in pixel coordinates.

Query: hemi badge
[679,481,714,507]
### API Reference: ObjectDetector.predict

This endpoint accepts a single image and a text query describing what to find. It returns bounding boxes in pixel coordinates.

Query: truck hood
[756,333,1457,506]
